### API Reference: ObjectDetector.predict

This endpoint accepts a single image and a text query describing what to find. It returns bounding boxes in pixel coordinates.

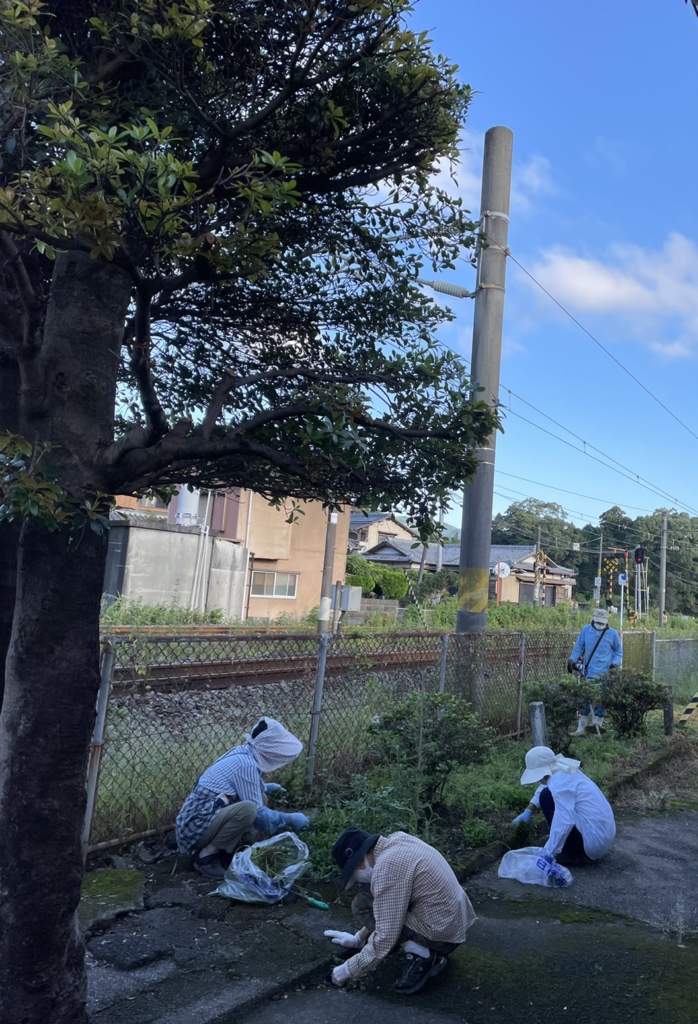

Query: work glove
[331,961,352,987]
[536,853,571,888]
[324,930,364,950]
[566,659,576,675]
[511,808,533,827]
[264,782,286,797]
[286,811,310,831]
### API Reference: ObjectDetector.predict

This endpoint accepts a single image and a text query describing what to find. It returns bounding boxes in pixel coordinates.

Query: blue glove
[536,853,571,888]
[286,811,310,832]
[254,807,310,836]
[511,808,533,827]
[264,783,286,797]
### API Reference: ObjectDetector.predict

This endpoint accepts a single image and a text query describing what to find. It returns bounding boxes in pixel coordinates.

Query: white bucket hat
[591,607,609,627]
[520,746,581,785]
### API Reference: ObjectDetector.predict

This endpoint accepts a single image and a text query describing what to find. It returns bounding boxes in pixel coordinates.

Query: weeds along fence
[84,628,656,852]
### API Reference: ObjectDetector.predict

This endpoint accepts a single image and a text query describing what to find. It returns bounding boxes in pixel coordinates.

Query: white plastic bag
[216,831,309,904]
[497,846,573,888]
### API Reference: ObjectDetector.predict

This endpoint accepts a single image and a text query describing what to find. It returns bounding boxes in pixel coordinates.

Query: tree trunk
[0,253,130,1024]
[0,347,20,712]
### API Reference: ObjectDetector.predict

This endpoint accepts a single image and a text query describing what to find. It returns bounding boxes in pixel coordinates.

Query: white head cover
[591,607,609,627]
[520,745,581,785]
[245,716,303,773]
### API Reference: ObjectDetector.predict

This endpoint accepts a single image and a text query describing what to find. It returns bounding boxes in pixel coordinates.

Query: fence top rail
[101,629,455,644]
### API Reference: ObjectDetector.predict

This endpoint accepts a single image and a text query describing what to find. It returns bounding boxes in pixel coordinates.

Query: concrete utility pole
[317,510,339,633]
[658,511,668,626]
[457,126,513,634]
[593,529,603,607]
[533,524,542,606]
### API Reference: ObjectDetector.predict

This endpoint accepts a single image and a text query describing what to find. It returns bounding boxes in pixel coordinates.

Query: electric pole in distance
[458,126,513,634]
[658,510,668,626]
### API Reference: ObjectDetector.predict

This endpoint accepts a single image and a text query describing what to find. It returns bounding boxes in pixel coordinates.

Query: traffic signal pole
[457,126,513,634]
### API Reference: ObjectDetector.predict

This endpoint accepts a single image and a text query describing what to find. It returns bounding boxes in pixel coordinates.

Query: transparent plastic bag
[216,831,309,904]
[497,846,573,888]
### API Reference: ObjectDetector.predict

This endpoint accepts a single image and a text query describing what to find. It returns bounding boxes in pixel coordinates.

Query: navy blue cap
[331,826,379,888]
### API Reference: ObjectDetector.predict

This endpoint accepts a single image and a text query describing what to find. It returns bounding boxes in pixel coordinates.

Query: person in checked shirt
[324,827,476,995]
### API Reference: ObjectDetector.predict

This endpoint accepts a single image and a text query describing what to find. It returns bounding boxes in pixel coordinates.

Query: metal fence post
[305,632,331,789]
[438,634,450,694]
[81,640,115,862]
[664,685,674,736]
[650,630,657,681]
[516,632,526,736]
[529,701,547,746]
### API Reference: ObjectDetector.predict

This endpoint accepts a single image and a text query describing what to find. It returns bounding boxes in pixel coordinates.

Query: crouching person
[325,827,476,995]
[514,746,616,877]
[175,716,309,878]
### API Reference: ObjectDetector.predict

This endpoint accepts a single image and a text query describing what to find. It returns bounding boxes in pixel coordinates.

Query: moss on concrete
[80,867,144,932]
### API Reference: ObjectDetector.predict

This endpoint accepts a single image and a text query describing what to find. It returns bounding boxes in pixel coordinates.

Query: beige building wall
[245,493,350,620]
[353,515,414,553]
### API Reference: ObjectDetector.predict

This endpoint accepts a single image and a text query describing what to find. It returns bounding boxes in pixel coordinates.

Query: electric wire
[507,250,698,445]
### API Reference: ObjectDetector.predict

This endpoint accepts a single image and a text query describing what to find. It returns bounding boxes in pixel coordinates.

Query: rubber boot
[572,713,589,736]
[590,710,605,735]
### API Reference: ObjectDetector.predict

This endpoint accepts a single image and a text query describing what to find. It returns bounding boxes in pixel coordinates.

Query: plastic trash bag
[216,831,309,904]
[497,846,573,888]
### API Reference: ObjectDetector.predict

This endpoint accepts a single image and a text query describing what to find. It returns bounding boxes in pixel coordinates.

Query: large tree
[0,2,495,1020]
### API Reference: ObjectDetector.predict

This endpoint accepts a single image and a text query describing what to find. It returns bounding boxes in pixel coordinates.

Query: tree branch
[129,288,170,441]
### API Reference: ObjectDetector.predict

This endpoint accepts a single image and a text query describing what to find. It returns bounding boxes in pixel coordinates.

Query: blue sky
[409,0,698,533]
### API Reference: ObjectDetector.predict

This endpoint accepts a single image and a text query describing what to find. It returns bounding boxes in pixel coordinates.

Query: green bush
[369,692,492,808]
[345,554,377,593]
[600,673,668,738]
[525,677,596,753]
[461,817,497,848]
[101,597,225,626]
[307,777,417,879]
[372,565,408,600]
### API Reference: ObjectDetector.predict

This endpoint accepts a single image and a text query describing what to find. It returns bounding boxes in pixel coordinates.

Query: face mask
[354,866,373,884]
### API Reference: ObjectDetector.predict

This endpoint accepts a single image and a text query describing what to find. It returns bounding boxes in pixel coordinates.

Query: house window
[251,570,299,599]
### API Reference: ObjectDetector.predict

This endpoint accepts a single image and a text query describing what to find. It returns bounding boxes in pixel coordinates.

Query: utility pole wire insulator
[417,278,475,299]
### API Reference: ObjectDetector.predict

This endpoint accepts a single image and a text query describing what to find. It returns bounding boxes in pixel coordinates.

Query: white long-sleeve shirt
[532,770,616,860]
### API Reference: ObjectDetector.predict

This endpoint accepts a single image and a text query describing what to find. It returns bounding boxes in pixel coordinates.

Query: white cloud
[526,232,698,358]
[432,131,555,214]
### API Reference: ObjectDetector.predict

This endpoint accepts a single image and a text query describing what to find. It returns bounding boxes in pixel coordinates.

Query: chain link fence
[85,627,656,851]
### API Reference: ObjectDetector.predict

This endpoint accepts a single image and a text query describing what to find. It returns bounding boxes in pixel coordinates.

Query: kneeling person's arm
[345,867,412,979]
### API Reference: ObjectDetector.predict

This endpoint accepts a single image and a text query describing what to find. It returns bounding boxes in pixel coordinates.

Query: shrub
[461,817,497,848]
[345,554,377,593]
[101,597,225,626]
[372,565,409,600]
[307,777,417,879]
[525,677,596,753]
[369,692,492,809]
[600,673,667,738]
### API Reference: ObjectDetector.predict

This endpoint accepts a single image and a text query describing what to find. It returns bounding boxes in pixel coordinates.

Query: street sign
[618,572,628,586]
[594,576,602,588]
[494,561,511,579]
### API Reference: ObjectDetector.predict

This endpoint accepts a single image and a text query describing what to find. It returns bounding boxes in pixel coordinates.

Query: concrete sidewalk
[85,810,698,1024]
[84,856,346,1024]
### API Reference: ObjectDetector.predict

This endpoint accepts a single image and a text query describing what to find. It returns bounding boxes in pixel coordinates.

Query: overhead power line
[495,471,655,513]
[508,250,698,445]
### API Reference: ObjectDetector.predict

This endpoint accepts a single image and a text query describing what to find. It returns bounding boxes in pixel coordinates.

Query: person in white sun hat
[567,607,623,735]
[511,746,616,880]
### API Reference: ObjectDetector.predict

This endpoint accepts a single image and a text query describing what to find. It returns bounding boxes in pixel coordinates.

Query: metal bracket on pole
[81,640,115,862]
[305,633,331,789]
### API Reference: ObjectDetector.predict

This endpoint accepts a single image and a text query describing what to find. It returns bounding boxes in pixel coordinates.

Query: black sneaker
[393,952,448,995]
[192,851,225,880]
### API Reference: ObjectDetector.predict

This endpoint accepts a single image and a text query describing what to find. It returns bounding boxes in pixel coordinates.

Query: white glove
[324,929,364,949]
[331,961,352,987]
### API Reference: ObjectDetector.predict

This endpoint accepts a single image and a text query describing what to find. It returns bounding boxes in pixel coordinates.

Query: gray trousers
[197,800,257,854]
[351,888,459,957]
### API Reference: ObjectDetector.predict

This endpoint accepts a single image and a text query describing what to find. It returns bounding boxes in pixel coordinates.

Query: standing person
[567,607,623,734]
[324,827,476,995]
[175,716,309,878]
[512,746,616,875]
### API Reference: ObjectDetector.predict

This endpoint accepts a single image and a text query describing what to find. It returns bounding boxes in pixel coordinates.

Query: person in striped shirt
[324,827,476,995]
[175,716,309,878]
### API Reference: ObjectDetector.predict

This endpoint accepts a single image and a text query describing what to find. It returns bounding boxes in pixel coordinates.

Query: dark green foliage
[345,555,408,600]
[369,692,492,806]
[600,673,668,738]
[525,677,596,753]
